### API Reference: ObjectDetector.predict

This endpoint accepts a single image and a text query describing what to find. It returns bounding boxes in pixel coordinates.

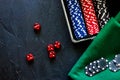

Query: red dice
[54,41,61,49]
[49,51,56,59]
[26,53,34,62]
[47,41,61,59]
[34,23,41,32]
[47,44,54,52]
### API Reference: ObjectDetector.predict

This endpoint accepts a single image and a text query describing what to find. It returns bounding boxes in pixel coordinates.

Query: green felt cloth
[68,12,120,80]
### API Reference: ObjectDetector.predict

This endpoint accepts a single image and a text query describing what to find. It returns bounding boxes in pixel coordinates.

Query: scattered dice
[32,22,62,60]
[47,41,61,59]
[49,51,56,59]
[54,41,61,49]
[26,53,34,62]
[33,23,41,32]
[47,44,54,52]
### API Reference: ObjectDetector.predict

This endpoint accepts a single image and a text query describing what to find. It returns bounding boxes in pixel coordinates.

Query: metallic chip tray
[61,0,96,43]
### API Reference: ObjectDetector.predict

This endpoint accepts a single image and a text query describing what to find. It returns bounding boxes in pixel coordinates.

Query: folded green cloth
[68,12,120,80]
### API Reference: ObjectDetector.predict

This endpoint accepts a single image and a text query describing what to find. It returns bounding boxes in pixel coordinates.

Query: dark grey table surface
[0,0,119,80]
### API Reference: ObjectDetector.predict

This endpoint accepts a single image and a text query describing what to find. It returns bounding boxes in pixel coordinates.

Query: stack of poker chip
[92,0,110,28]
[66,0,88,39]
[80,0,100,35]
[85,57,108,77]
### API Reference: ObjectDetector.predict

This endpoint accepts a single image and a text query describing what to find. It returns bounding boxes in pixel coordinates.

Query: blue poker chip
[66,0,88,39]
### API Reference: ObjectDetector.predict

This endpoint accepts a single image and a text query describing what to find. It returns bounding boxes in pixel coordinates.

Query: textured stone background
[0,0,119,80]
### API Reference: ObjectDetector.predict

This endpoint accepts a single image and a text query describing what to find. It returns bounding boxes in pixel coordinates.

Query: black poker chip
[85,57,109,77]
[97,57,108,70]
[88,63,96,74]
[85,66,94,77]
[92,0,110,28]
[109,60,119,72]
[92,61,101,72]
[113,54,120,66]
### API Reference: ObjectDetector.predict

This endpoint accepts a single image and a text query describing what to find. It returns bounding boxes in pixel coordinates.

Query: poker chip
[92,61,101,72]
[97,57,108,70]
[88,63,96,74]
[113,54,120,67]
[92,0,110,28]
[85,65,94,77]
[66,0,88,39]
[80,0,100,35]
[109,60,119,72]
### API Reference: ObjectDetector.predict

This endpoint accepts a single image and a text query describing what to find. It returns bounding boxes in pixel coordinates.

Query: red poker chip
[80,0,100,35]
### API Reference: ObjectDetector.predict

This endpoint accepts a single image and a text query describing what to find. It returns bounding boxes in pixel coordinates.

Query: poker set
[61,0,110,43]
